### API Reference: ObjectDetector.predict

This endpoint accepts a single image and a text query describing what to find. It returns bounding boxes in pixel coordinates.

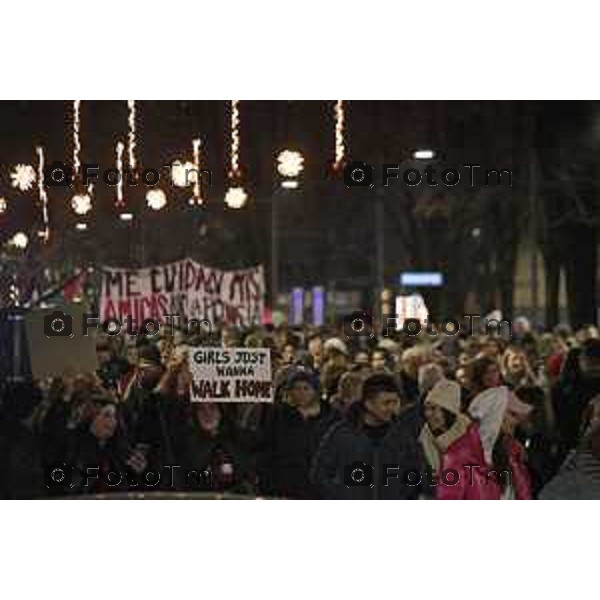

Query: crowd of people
[2,314,600,499]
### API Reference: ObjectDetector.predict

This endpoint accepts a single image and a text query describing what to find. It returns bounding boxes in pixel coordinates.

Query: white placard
[188,347,273,403]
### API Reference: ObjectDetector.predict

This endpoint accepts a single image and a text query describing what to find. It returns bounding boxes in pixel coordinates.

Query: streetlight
[413,149,436,160]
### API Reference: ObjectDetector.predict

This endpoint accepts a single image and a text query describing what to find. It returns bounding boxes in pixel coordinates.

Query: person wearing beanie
[469,386,534,499]
[311,373,423,500]
[256,367,329,498]
[420,379,500,500]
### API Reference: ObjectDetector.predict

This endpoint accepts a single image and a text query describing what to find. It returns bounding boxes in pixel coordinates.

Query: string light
[127,100,137,171]
[116,141,125,206]
[146,189,167,211]
[333,100,345,170]
[224,186,248,209]
[36,146,50,242]
[10,164,36,191]
[73,100,81,178]
[229,100,240,178]
[192,138,203,205]
[0,197,6,214]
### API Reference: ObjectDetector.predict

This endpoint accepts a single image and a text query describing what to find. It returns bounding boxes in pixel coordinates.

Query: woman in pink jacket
[420,379,501,500]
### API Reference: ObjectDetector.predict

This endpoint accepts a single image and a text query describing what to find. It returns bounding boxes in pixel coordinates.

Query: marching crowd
[2,314,600,499]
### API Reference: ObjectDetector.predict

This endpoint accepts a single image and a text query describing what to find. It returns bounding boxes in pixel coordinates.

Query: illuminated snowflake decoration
[146,189,167,210]
[10,232,29,249]
[10,164,37,191]
[277,150,304,178]
[171,161,197,187]
[224,186,248,209]
[71,193,92,215]
[0,197,6,214]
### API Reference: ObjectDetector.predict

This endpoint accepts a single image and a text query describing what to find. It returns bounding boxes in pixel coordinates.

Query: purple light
[312,286,325,326]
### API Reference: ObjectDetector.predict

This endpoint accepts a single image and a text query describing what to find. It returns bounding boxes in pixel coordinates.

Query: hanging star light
[0,197,7,214]
[333,100,346,170]
[146,188,167,211]
[71,193,92,215]
[10,232,29,249]
[224,101,249,208]
[224,186,248,209]
[277,150,304,178]
[172,160,197,187]
[10,164,37,191]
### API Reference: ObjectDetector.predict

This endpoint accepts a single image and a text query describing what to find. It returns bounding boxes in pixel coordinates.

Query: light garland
[11,164,37,191]
[192,137,203,205]
[116,141,125,206]
[36,146,50,242]
[229,100,240,178]
[333,100,345,170]
[73,100,81,178]
[0,197,7,214]
[127,100,137,171]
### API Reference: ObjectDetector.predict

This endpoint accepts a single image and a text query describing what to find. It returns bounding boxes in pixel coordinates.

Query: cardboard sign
[188,347,272,403]
[100,258,265,328]
[24,305,98,380]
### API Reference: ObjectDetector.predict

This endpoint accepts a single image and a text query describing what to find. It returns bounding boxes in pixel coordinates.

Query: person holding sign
[257,368,329,499]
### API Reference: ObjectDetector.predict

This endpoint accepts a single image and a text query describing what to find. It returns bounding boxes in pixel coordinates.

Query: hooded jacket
[469,387,533,500]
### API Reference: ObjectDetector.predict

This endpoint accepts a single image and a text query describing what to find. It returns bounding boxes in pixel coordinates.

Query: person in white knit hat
[420,379,501,500]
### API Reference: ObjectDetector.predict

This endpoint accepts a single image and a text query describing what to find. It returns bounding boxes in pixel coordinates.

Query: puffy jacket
[311,404,424,500]
[436,423,501,500]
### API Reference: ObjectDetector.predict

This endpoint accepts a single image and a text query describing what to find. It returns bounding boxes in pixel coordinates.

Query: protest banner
[99,258,264,328]
[188,347,273,403]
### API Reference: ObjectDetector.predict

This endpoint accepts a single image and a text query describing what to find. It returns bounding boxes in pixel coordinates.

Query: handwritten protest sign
[188,347,273,403]
[100,258,264,328]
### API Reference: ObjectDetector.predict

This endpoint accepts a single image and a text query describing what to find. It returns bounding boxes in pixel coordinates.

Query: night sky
[0,101,597,293]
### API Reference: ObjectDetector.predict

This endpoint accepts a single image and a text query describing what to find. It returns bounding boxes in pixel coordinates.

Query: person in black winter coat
[65,394,147,495]
[0,382,45,499]
[257,368,329,499]
[311,373,424,500]
[181,402,255,494]
[552,339,600,462]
